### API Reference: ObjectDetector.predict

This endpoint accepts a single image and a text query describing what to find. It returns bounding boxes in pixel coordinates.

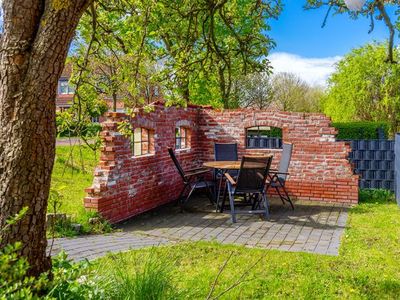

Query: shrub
[332,121,390,140]
[0,246,106,299]
[46,251,106,299]
[83,123,102,137]
[56,123,102,138]
[0,242,48,299]
[1,208,107,299]
[56,111,102,138]
[359,188,395,203]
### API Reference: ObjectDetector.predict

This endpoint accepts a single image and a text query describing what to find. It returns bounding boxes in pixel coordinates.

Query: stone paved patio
[50,197,350,261]
[121,197,350,256]
[49,232,169,261]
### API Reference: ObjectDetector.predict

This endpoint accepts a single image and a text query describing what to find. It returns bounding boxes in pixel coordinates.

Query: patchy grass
[93,196,400,299]
[50,145,112,237]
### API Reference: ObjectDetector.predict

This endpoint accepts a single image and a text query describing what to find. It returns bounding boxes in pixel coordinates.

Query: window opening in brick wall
[130,128,154,156]
[246,126,282,149]
[175,127,190,150]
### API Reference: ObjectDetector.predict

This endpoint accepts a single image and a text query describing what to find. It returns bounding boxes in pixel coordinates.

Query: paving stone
[49,198,349,260]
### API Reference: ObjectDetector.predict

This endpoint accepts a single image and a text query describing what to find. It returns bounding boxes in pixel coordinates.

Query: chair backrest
[168,148,186,181]
[235,155,273,193]
[214,143,238,161]
[277,143,293,181]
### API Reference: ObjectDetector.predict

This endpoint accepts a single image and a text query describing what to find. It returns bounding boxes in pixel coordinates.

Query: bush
[0,242,48,299]
[83,123,102,137]
[56,111,102,138]
[0,246,105,300]
[359,188,395,203]
[46,252,106,299]
[332,121,390,140]
[56,123,102,138]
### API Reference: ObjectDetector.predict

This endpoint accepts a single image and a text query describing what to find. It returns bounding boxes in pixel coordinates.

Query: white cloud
[268,52,342,87]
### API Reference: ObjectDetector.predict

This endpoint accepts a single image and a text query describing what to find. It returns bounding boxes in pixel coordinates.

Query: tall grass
[51,145,113,237]
[98,249,177,300]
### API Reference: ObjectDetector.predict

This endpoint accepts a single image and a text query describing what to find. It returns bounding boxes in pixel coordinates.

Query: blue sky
[267,1,398,85]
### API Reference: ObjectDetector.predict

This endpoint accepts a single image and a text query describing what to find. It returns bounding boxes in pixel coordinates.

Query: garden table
[203,160,270,212]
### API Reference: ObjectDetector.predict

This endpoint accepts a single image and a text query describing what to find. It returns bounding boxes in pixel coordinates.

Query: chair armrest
[224,173,236,186]
[270,169,290,175]
[185,169,210,177]
[186,166,207,173]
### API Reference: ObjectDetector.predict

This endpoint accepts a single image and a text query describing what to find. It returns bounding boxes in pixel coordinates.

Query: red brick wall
[85,104,358,223]
[84,105,201,223]
[198,109,359,203]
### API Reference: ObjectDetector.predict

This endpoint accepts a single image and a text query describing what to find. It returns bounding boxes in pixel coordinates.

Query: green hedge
[57,123,102,138]
[248,127,282,138]
[332,122,390,140]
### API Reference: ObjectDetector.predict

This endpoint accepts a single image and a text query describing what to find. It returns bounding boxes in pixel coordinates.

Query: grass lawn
[93,195,400,299]
[50,145,400,297]
[50,145,111,236]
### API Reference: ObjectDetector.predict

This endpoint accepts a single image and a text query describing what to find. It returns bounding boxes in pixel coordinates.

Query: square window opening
[175,127,190,150]
[246,126,282,149]
[130,128,154,157]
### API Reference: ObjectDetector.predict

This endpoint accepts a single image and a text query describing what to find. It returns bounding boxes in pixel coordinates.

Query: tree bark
[0,0,91,276]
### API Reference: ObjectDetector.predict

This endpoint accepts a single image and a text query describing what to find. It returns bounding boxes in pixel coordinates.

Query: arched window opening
[246,126,282,149]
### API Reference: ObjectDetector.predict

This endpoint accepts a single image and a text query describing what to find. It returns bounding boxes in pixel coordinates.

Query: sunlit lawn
[50,145,400,298]
[94,196,400,299]
[50,145,111,236]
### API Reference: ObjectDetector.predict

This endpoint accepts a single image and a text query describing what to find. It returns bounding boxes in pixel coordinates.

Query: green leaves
[323,42,400,135]
[5,207,28,227]
[72,0,282,109]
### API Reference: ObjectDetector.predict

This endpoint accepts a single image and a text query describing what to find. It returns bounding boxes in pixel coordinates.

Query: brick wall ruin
[84,104,358,223]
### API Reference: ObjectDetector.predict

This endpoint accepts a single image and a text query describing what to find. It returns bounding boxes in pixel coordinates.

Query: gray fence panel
[342,139,395,192]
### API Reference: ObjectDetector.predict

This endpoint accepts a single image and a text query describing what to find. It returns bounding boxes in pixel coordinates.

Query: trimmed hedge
[57,123,102,137]
[248,127,282,138]
[332,122,390,140]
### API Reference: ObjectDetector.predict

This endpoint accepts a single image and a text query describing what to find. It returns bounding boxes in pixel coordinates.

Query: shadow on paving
[49,195,350,261]
[118,195,350,256]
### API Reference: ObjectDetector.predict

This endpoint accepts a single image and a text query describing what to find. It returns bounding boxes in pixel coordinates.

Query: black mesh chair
[267,143,294,209]
[214,143,238,178]
[168,148,214,209]
[214,143,238,210]
[214,143,238,161]
[224,155,273,223]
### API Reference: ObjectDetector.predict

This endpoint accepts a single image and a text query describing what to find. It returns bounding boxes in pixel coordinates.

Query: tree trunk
[218,66,228,108]
[112,91,118,112]
[0,0,90,277]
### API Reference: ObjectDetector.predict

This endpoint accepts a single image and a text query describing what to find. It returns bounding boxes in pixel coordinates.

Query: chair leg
[274,185,286,206]
[177,184,189,205]
[227,184,236,223]
[262,192,269,220]
[281,185,294,210]
[251,193,258,210]
[275,179,294,210]
[205,181,215,205]
[220,184,228,213]
[253,193,263,210]
[182,184,196,209]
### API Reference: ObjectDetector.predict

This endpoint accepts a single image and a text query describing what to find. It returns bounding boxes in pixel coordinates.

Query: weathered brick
[84,104,359,223]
